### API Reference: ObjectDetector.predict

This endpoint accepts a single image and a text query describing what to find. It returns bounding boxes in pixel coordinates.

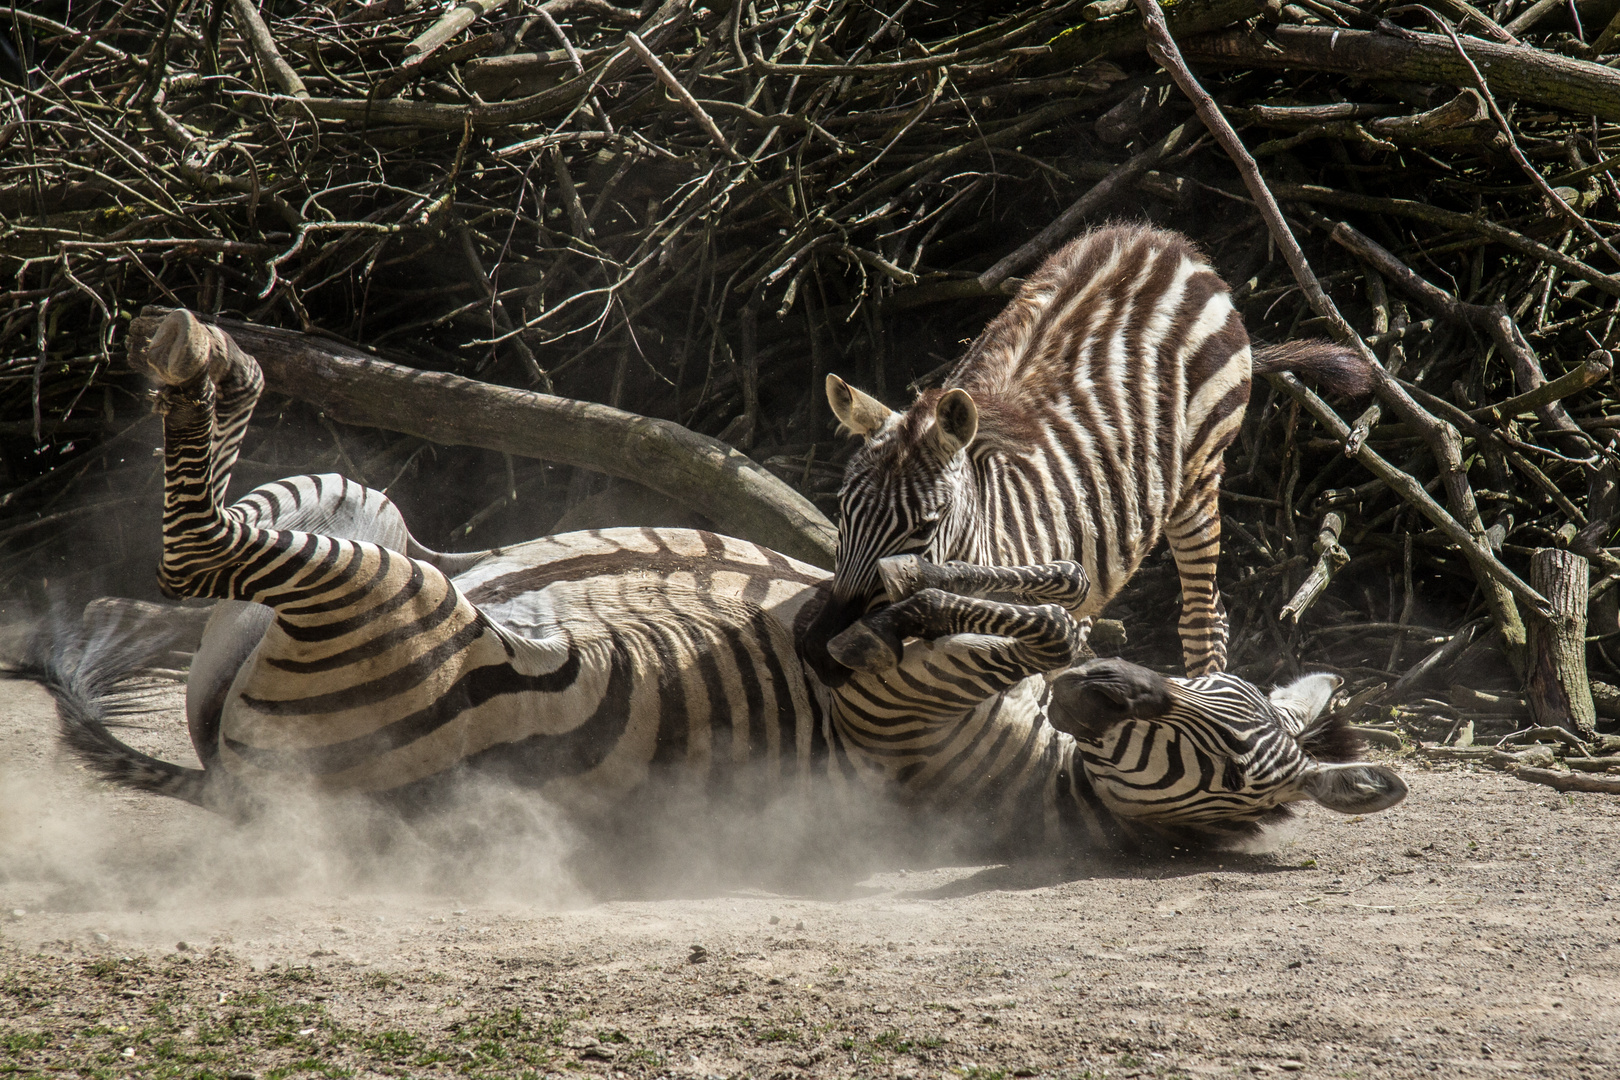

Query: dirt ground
[3,676,1619,1080]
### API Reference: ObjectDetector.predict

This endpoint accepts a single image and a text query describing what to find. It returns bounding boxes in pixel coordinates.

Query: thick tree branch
[1181,23,1620,123]
[127,309,836,568]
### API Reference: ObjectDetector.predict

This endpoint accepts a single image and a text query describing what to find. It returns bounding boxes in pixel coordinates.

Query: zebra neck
[952,447,1076,568]
[1048,734,1127,849]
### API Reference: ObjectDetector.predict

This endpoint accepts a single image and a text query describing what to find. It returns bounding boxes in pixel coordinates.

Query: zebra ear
[932,388,978,456]
[826,374,892,438]
[1269,673,1341,730]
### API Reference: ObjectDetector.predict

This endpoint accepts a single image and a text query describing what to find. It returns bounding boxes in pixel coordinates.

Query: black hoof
[827,622,904,674]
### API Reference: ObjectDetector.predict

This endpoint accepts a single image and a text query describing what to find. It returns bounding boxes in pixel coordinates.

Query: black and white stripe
[807,224,1368,683]
[15,309,1404,855]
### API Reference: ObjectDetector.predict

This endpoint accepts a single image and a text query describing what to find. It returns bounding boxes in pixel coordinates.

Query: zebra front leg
[877,555,1089,609]
[827,589,1081,681]
[1166,484,1228,675]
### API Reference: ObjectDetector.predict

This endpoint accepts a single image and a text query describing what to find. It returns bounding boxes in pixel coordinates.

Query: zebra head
[801,374,980,687]
[1048,659,1406,839]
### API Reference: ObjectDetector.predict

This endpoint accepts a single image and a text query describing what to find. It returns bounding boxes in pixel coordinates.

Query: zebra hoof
[877,554,925,603]
[827,621,903,674]
[140,310,228,387]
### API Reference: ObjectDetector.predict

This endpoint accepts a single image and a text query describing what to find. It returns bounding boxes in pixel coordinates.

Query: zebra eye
[906,519,939,549]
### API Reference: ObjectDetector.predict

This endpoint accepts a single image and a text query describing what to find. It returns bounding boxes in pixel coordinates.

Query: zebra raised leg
[829,592,1079,678]
[130,310,578,799]
[874,554,1089,609]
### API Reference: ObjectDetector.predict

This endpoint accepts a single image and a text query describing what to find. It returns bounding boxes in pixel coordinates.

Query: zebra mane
[1294,707,1366,764]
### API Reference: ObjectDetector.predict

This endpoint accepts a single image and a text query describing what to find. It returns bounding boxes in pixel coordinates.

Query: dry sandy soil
[3,675,1619,1080]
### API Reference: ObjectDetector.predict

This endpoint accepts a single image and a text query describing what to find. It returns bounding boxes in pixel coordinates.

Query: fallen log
[1181,23,1620,124]
[126,309,837,569]
[1515,767,1620,795]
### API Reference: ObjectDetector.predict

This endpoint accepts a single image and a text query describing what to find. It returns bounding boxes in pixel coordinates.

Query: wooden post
[1524,548,1596,738]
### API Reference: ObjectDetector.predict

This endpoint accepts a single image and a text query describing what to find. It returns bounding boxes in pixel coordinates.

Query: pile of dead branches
[5,0,1620,754]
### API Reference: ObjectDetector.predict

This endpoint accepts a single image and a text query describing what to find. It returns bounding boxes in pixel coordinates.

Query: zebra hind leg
[1165,485,1228,675]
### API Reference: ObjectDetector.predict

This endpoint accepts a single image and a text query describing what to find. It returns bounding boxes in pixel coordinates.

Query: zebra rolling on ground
[804,223,1371,686]
[13,309,1405,858]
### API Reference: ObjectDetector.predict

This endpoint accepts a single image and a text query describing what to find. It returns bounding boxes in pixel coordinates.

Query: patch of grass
[1117,1054,1145,1068]
[470,1038,510,1063]
[757,1027,799,1044]
[358,971,399,991]
[1,1031,52,1053]
[620,1048,664,1068]
[267,1057,354,1080]
[356,1030,421,1061]
[412,1048,457,1067]
[871,1029,942,1053]
[594,1029,629,1044]
[444,1008,564,1070]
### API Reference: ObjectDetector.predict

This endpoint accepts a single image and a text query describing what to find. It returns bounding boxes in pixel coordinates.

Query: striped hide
[805,224,1369,685]
[14,309,1405,859]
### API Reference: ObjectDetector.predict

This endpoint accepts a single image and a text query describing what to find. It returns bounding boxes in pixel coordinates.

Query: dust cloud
[0,611,953,942]
[0,699,589,915]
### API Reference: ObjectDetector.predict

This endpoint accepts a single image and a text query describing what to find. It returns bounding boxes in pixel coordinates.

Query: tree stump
[1524,548,1596,738]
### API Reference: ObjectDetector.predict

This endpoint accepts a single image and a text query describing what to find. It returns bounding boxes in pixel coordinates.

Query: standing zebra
[804,224,1369,685]
[16,310,1403,859]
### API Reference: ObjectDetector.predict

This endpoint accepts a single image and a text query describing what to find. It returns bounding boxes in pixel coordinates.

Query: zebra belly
[213,541,830,809]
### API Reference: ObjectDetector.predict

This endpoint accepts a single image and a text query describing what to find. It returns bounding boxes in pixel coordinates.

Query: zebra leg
[1165,484,1228,675]
[877,555,1089,610]
[134,310,267,599]
[827,588,1081,679]
[138,309,265,512]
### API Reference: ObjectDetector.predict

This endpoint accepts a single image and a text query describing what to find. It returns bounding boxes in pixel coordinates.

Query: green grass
[267,1058,354,1080]
[871,1029,943,1053]
[0,971,618,1080]
[356,1030,421,1061]
[0,1031,52,1053]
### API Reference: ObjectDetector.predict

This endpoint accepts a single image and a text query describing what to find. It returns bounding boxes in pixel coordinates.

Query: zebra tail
[1,607,214,810]
[1252,340,1371,397]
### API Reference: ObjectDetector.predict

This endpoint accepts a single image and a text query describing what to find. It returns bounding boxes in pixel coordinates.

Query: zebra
[13,309,1405,859]
[803,223,1371,686]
